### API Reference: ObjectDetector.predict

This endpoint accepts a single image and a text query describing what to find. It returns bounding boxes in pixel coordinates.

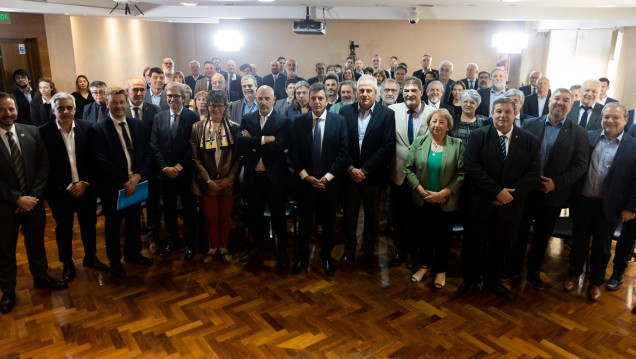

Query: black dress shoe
[162,242,179,256]
[239,248,259,263]
[606,274,624,291]
[405,253,417,269]
[323,258,335,277]
[391,250,405,267]
[291,259,308,274]
[278,251,290,269]
[457,282,476,298]
[526,273,545,290]
[110,261,126,278]
[34,276,68,290]
[62,262,76,282]
[83,256,109,271]
[124,253,153,266]
[485,283,513,299]
[0,291,16,314]
[184,247,195,262]
[339,252,354,267]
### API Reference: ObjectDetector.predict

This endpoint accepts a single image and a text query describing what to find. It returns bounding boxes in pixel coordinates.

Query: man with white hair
[162,58,175,82]
[477,67,508,117]
[184,60,201,93]
[460,63,479,90]
[565,79,604,130]
[380,79,399,107]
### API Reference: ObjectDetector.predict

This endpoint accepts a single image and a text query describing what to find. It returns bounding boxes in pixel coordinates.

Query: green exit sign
[0,13,11,24]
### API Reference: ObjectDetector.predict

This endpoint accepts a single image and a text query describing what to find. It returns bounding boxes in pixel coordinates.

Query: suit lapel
[395,107,408,145]
[363,104,381,144]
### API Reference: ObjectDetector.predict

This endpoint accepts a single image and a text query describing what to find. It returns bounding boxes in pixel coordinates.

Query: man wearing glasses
[83,81,108,124]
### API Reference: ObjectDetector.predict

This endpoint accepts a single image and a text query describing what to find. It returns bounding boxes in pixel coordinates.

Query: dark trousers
[411,202,454,272]
[0,202,48,293]
[390,181,413,253]
[101,192,143,263]
[462,209,521,285]
[247,175,288,252]
[298,181,339,261]
[612,218,636,276]
[509,191,562,276]
[145,174,161,244]
[47,187,98,263]
[343,181,383,256]
[159,173,196,249]
[569,196,617,285]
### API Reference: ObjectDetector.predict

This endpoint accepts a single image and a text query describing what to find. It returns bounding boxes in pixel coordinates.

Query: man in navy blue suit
[89,87,153,278]
[290,83,349,276]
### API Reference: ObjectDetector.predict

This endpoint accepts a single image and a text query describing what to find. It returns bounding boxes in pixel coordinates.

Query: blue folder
[117,180,149,210]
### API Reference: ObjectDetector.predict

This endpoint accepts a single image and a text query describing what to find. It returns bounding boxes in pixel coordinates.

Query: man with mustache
[329,80,357,115]
[380,79,399,107]
[566,79,604,130]
[230,75,259,125]
[11,69,35,125]
[477,67,508,117]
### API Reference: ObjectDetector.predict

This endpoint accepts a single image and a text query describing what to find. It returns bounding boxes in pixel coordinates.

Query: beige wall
[44,15,77,93]
[615,27,636,109]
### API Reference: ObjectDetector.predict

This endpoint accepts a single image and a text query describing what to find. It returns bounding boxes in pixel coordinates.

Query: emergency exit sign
[0,13,10,24]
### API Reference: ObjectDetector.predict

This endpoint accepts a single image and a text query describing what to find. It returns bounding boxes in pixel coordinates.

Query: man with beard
[285,59,305,83]
[184,60,202,93]
[339,75,396,268]
[144,67,168,110]
[380,79,399,107]
[477,67,508,117]
[388,77,434,268]
[162,58,175,82]
[458,97,540,299]
[237,86,291,268]
[566,79,604,130]
[124,78,162,254]
[194,61,216,94]
[274,78,298,116]
[425,80,454,115]
[477,71,491,90]
[263,59,287,101]
[329,80,357,114]
[324,73,339,109]
[11,69,35,125]
[308,62,327,85]
[230,75,259,125]
[0,92,67,314]
[509,88,588,290]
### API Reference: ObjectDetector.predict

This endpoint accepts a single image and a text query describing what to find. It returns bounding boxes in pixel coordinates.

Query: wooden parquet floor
[2,206,636,358]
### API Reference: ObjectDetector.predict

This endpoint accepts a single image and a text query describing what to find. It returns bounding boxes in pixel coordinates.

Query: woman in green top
[404,109,465,289]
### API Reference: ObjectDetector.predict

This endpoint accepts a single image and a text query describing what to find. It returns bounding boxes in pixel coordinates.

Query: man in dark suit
[509,88,588,290]
[211,73,241,102]
[627,107,635,133]
[458,97,540,299]
[88,87,153,278]
[143,67,169,111]
[150,83,198,261]
[194,61,216,94]
[522,77,551,118]
[225,60,242,95]
[565,79,604,130]
[518,70,542,97]
[290,83,349,276]
[11,69,35,126]
[184,60,202,93]
[0,93,67,314]
[564,103,636,301]
[125,78,162,254]
[598,77,618,106]
[212,56,228,80]
[412,54,439,83]
[476,67,508,117]
[237,85,291,268]
[459,63,480,90]
[230,75,258,125]
[83,81,108,124]
[262,59,288,101]
[339,75,396,268]
[40,92,109,282]
[307,62,327,85]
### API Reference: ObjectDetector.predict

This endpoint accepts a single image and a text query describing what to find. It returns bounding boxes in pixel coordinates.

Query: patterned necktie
[407,109,415,145]
[119,122,134,169]
[6,132,26,192]
[580,106,591,128]
[500,135,507,161]
[312,119,322,176]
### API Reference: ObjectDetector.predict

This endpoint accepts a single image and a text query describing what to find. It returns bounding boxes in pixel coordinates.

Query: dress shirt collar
[601,130,624,143]
[496,126,513,139]
[545,117,565,128]
[260,108,274,121]
[55,119,76,132]
[312,110,327,121]
[358,102,375,115]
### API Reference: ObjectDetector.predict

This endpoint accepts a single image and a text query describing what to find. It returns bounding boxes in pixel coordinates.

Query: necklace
[431,140,444,156]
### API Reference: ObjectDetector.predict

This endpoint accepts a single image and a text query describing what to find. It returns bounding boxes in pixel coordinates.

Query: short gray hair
[357,74,379,94]
[241,74,257,87]
[165,82,186,97]
[503,88,525,105]
[51,92,76,107]
[439,60,454,70]
[460,89,481,106]
[381,78,400,92]
[426,80,444,94]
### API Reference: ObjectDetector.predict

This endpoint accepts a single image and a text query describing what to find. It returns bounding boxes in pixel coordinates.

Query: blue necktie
[579,106,591,128]
[407,109,415,145]
[312,119,322,176]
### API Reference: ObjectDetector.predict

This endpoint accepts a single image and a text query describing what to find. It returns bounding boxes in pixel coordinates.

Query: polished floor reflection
[1,207,636,358]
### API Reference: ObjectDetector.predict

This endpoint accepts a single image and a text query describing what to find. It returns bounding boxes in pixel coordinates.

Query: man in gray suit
[143,67,168,111]
[230,75,258,125]
[566,79,603,130]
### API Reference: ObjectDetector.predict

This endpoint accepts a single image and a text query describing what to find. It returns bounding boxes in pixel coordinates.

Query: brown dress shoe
[563,275,578,292]
[149,242,161,255]
[587,285,602,301]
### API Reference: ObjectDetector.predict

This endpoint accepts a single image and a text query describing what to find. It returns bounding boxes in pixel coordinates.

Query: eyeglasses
[166,94,182,99]
[208,104,225,109]
[383,88,398,93]
[91,90,106,96]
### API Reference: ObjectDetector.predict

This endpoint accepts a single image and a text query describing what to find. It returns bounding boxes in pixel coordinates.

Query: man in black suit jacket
[184,60,202,93]
[0,93,67,314]
[627,108,635,133]
[307,62,327,85]
[459,63,479,90]
[476,67,508,117]
[564,103,636,302]
[88,87,153,278]
[211,73,241,102]
[40,93,110,283]
[458,97,540,299]
[509,88,588,290]
[518,70,542,97]
[236,85,291,268]
[11,69,35,126]
[290,83,349,276]
[521,77,551,118]
[125,78,162,254]
[565,79,603,130]
[150,83,198,261]
[339,75,396,268]
[83,81,109,124]
[262,60,288,101]
[412,54,439,83]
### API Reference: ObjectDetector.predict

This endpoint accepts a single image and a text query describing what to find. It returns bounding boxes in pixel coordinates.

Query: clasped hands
[416,186,446,204]
[207,177,233,192]
[348,168,366,183]
[493,188,515,205]
[305,175,327,189]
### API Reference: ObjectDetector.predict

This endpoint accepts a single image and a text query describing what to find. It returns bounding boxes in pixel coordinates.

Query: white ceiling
[2,0,636,27]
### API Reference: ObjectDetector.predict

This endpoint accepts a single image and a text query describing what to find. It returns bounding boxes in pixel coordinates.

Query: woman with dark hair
[71,75,93,118]
[191,91,240,264]
[373,69,387,86]
[30,77,58,126]
[173,71,185,84]
[285,81,311,121]
[342,68,355,81]
[446,81,466,116]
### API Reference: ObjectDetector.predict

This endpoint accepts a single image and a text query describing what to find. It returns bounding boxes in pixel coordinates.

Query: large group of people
[1,52,635,316]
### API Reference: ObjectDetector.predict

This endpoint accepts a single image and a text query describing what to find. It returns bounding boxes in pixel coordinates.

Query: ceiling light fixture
[180,2,198,6]
[110,0,144,15]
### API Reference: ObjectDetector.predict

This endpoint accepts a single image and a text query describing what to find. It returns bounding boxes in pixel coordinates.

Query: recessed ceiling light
[258,0,275,2]
[181,2,198,6]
